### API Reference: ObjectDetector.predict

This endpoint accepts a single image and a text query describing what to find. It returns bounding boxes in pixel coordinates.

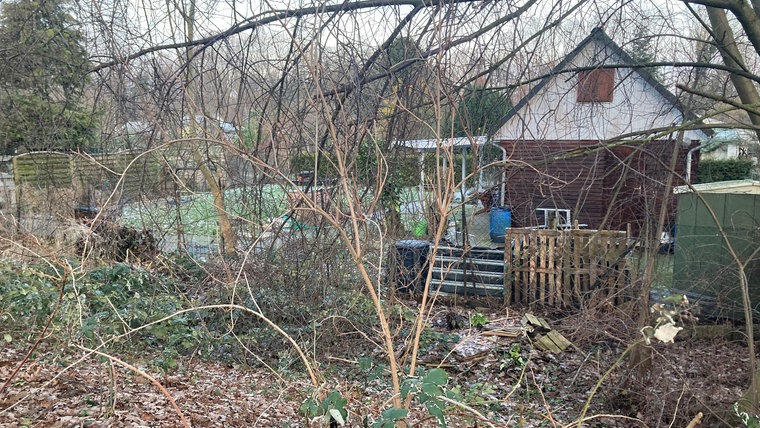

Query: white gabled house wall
[488,28,709,232]
[493,30,706,143]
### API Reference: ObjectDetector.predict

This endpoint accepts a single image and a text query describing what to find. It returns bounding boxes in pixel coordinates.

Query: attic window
[577,69,614,103]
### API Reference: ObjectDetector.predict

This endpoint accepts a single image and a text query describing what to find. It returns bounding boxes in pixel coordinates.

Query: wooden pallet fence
[504,228,630,307]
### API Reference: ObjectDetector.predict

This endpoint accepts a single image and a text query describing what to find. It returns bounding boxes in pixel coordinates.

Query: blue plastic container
[489,207,512,243]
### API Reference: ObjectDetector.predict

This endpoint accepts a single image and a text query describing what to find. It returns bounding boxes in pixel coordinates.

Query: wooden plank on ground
[522,313,551,331]
[534,330,572,353]
[481,327,524,338]
[546,330,572,350]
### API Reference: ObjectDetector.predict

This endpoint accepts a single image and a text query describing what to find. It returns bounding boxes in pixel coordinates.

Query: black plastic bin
[391,240,430,293]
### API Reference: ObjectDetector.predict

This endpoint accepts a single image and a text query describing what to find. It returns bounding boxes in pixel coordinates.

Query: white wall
[494,39,706,142]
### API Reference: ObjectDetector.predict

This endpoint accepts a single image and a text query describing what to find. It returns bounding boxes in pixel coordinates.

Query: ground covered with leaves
[0,255,755,427]
[0,310,753,427]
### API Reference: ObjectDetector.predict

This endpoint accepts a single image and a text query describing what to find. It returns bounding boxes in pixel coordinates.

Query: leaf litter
[0,303,753,427]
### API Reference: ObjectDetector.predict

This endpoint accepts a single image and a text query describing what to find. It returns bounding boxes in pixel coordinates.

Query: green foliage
[0,261,205,362]
[451,382,496,409]
[289,152,339,178]
[357,356,387,384]
[696,158,754,183]
[0,94,96,153]
[371,407,409,428]
[299,390,349,426]
[500,343,527,370]
[470,313,488,329]
[734,401,759,427]
[415,326,459,355]
[629,24,659,81]
[449,84,511,137]
[0,0,95,154]
[383,36,426,88]
[0,0,89,97]
[397,368,457,427]
[0,264,61,330]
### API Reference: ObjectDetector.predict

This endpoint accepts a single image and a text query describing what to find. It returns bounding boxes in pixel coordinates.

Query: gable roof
[488,27,705,138]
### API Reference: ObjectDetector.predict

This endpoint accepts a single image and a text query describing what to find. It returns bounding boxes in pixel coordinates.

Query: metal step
[426,246,507,297]
[436,246,504,261]
[430,266,504,281]
[428,280,504,297]
[433,256,505,268]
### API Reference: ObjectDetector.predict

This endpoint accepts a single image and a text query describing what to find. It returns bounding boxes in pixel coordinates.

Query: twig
[436,395,497,428]
[563,413,649,427]
[79,346,190,428]
[685,412,702,428]
[571,339,644,427]
[531,368,558,428]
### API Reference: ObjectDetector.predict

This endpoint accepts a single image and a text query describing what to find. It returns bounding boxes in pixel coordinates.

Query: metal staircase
[429,246,505,297]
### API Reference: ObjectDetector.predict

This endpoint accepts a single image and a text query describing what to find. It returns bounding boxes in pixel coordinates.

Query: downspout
[685,140,712,184]
[484,139,507,206]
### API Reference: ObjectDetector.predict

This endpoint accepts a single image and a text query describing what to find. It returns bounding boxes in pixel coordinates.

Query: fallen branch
[686,412,703,428]
[79,346,190,428]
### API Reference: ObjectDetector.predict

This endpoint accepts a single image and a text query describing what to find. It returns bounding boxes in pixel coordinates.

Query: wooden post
[548,231,556,306]
[528,230,537,307]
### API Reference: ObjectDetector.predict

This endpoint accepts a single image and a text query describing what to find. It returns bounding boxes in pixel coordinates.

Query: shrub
[696,158,754,183]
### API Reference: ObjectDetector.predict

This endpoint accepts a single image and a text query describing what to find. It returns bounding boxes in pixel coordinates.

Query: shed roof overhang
[394,136,488,152]
[674,180,760,195]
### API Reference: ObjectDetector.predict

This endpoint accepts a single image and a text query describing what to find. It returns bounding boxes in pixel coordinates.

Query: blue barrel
[489,207,512,243]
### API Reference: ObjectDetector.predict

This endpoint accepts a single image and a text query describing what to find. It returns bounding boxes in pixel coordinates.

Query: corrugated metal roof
[394,136,487,151]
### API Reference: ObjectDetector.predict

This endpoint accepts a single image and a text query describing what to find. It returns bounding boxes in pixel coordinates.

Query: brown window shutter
[577,68,614,102]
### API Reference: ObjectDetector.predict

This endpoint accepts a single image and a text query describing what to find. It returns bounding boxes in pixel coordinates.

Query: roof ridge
[488,28,699,138]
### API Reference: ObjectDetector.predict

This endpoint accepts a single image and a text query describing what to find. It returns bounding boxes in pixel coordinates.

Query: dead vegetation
[0,267,753,428]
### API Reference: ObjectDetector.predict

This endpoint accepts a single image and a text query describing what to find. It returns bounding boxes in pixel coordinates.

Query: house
[490,28,709,233]
[699,128,757,161]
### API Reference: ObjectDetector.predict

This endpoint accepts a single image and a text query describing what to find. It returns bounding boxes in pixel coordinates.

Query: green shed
[672,180,760,319]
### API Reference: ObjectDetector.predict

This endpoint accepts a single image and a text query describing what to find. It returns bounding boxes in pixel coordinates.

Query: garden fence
[503,228,631,307]
[12,151,164,220]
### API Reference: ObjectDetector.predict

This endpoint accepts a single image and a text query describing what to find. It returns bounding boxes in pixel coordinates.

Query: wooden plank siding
[498,139,698,235]
[12,152,164,223]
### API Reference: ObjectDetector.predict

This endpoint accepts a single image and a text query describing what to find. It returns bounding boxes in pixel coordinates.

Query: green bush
[0,264,60,332]
[289,152,340,178]
[0,243,382,370]
[0,261,206,358]
[696,158,754,183]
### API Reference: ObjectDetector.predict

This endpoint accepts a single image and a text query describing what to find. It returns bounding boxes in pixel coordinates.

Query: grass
[120,185,290,236]
[120,185,438,238]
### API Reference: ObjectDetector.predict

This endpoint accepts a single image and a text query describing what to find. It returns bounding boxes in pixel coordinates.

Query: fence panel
[504,228,629,307]
[13,152,164,218]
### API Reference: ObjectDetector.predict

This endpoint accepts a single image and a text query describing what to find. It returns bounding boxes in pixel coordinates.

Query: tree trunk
[192,149,237,257]
[706,6,760,141]
[183,0,237,258]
